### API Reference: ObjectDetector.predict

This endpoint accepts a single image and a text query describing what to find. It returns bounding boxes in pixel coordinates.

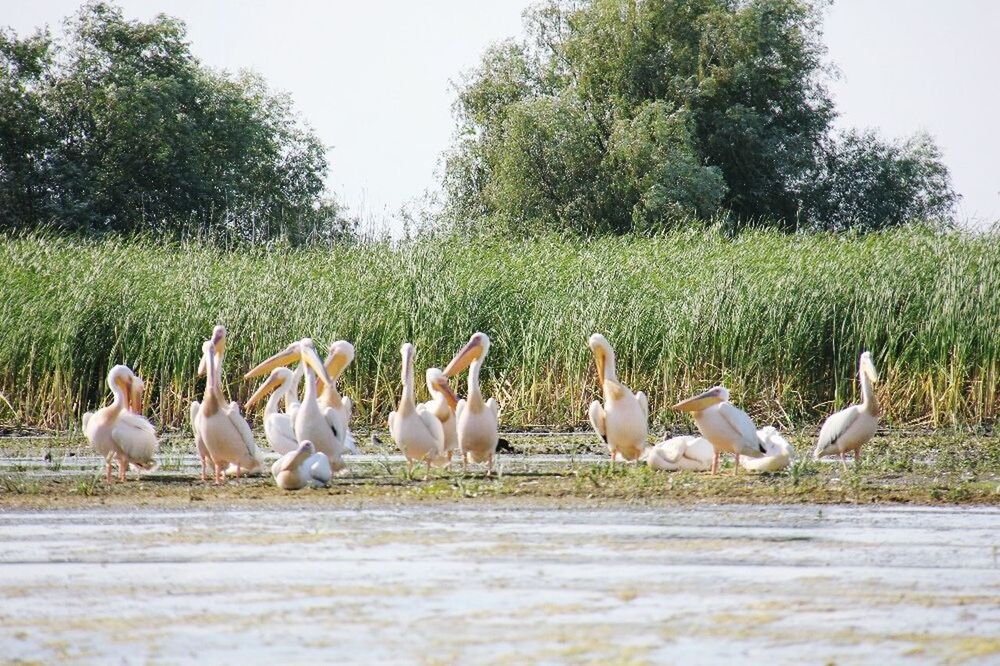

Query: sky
[7,1,999,230]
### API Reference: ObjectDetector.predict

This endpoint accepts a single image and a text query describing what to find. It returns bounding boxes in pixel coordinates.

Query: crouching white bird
[815,351,880,469]
[83,364,159,483]
[587,333,648,464]
[271,440,331,490]
[672,386,765,474]
[739,427,795,472]
[388,343,448,478]
[644,435,714,472]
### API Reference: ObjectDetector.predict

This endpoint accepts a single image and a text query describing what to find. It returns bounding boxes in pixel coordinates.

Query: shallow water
[0,504,998,664]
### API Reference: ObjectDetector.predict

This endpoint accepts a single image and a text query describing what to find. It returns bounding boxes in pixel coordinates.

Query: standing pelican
[388,343,446,478]
[587,333,649,464]
[317,340,357,454]
[245,367,299,454]
[271,440,332,490]
[245,339,342,469]
[444,332,499,475]
[82,365,158,483]
[192,339,263,483]
[814,351,880,469]
[672,386,765,474]
[420,368,459,463]
[191,325,227,480]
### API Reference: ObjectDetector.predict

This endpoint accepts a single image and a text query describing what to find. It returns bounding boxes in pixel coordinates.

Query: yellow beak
[443,337,482,377]
[593,345,606,387]
[671,389,722,413]
[245,345,299,379]
[129,380,143,414]
[435,376,460,410]
[245,373,284,409]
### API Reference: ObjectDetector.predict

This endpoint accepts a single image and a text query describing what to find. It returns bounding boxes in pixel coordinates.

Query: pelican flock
[80,324,881,488]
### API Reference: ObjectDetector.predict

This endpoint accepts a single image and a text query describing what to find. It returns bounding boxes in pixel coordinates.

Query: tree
[444,0,957,234]
[0,2,352,243]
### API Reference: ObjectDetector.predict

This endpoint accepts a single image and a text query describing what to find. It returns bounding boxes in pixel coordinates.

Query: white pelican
[587,333,649,464]
[245,339,343,470]
[672,386,765,474]
[271,440,332,490]
[444,332,499,475]
[644,435,714,472]
[192,339,263,483]
[814,351,880,469]
[739,426,795,472]
[191,325,227,480]
[420,367,459,463]
[83,365,159,483]
[388,343,447,478]
[318,340,357,454]
[245,367,299,454]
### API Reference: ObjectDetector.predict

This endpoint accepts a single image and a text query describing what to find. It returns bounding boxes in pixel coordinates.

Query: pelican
[317,340,357,454]
[739,427,795,472]
[271,440,332,490]
[587,333,648,464]
[191,325,227,480]
[672,386,765,474]
[644,435,714,472]
[388,343,447,478]
[82,365,158,483]
[245,339,343,470]
[192,338,263,483]
[815,351,880,469]
[245,367,299,454]
[444,332,499,475]
[420,367,459,463]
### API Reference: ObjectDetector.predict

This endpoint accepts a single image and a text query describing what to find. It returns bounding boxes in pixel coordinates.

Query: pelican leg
[462,452,469,474]
[200,456,208,482]
[854,449,861,465]
[105,459,114,484]
[609,450,617,469]
[840,453,847,472]
[733,454,741,476]
[234,464,242,479]
[118,454,128,482]
[486,454,494,478]
[214,463,224,485]
[406,459,414,480]
[711,451,719,475]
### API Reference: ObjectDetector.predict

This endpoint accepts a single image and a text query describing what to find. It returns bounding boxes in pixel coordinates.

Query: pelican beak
[245,343,299,379]
[302,342,334,387]
[435,376,460,410]
[593,345,606,387]
[116,375,131,402]
[443,336,482,377]
[245,372,284,409]
[129,379,144,414]
[319,343,353,394]
[671,388,722,413]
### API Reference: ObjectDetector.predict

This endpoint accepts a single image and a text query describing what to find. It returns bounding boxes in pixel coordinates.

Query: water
[0,504,998,664]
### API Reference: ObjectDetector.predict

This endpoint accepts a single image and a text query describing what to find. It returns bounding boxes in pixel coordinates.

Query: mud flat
[0,503,998,664]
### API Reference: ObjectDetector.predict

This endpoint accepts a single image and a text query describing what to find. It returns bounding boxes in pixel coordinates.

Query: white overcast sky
[7,1,999,230]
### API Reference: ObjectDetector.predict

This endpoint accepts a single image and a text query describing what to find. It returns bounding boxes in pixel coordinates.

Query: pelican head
[860,351,879,382]
[245,338,333,386]
[443,332,490,378]
[299,440,316,455]
[426,367,459,409]
[672,385,729,413]
[318,340,355,394]
[588,333,615,386]
[245,366,294,409]
[198,325,227,376]
[107,365,134,402]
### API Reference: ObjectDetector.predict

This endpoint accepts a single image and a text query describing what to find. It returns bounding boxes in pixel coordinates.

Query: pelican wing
[487,397,499,419]
[225,403,260,463]
[718,402,764,456]
[343,396,353,420]
[636,391,649,420]
[815,406,859,457]
[588,400,607,443]
[110,415,158,466]
[266,413,298,455]
[388,411,399,442]
[416,404,446,452]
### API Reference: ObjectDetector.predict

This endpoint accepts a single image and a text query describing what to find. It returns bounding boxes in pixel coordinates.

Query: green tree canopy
[0,2,353,242]
[444,0,957,234]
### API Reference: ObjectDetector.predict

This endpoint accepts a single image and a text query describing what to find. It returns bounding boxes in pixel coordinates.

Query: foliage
[1,226,998,430]
[444,0,957,234]
[0,2,352,243]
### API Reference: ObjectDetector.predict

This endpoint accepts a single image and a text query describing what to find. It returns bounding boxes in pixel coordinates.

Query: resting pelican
[815,351,880,469]
[192,339,263,483]
[388,343,446,478]
[739,427,795,472]
[82,365,158,483]
[645,435,714,472]
[318,340,357,454]
[420,367,459,463]
[245,367,299,454]
[271,440,332,490]
[587,333,648,463]
[191,325,227,480]
[245,339,343,469]
[444,332,499,475]
[672,386,765,474]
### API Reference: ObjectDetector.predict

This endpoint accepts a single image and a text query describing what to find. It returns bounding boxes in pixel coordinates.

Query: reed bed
[2,227,998,431]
